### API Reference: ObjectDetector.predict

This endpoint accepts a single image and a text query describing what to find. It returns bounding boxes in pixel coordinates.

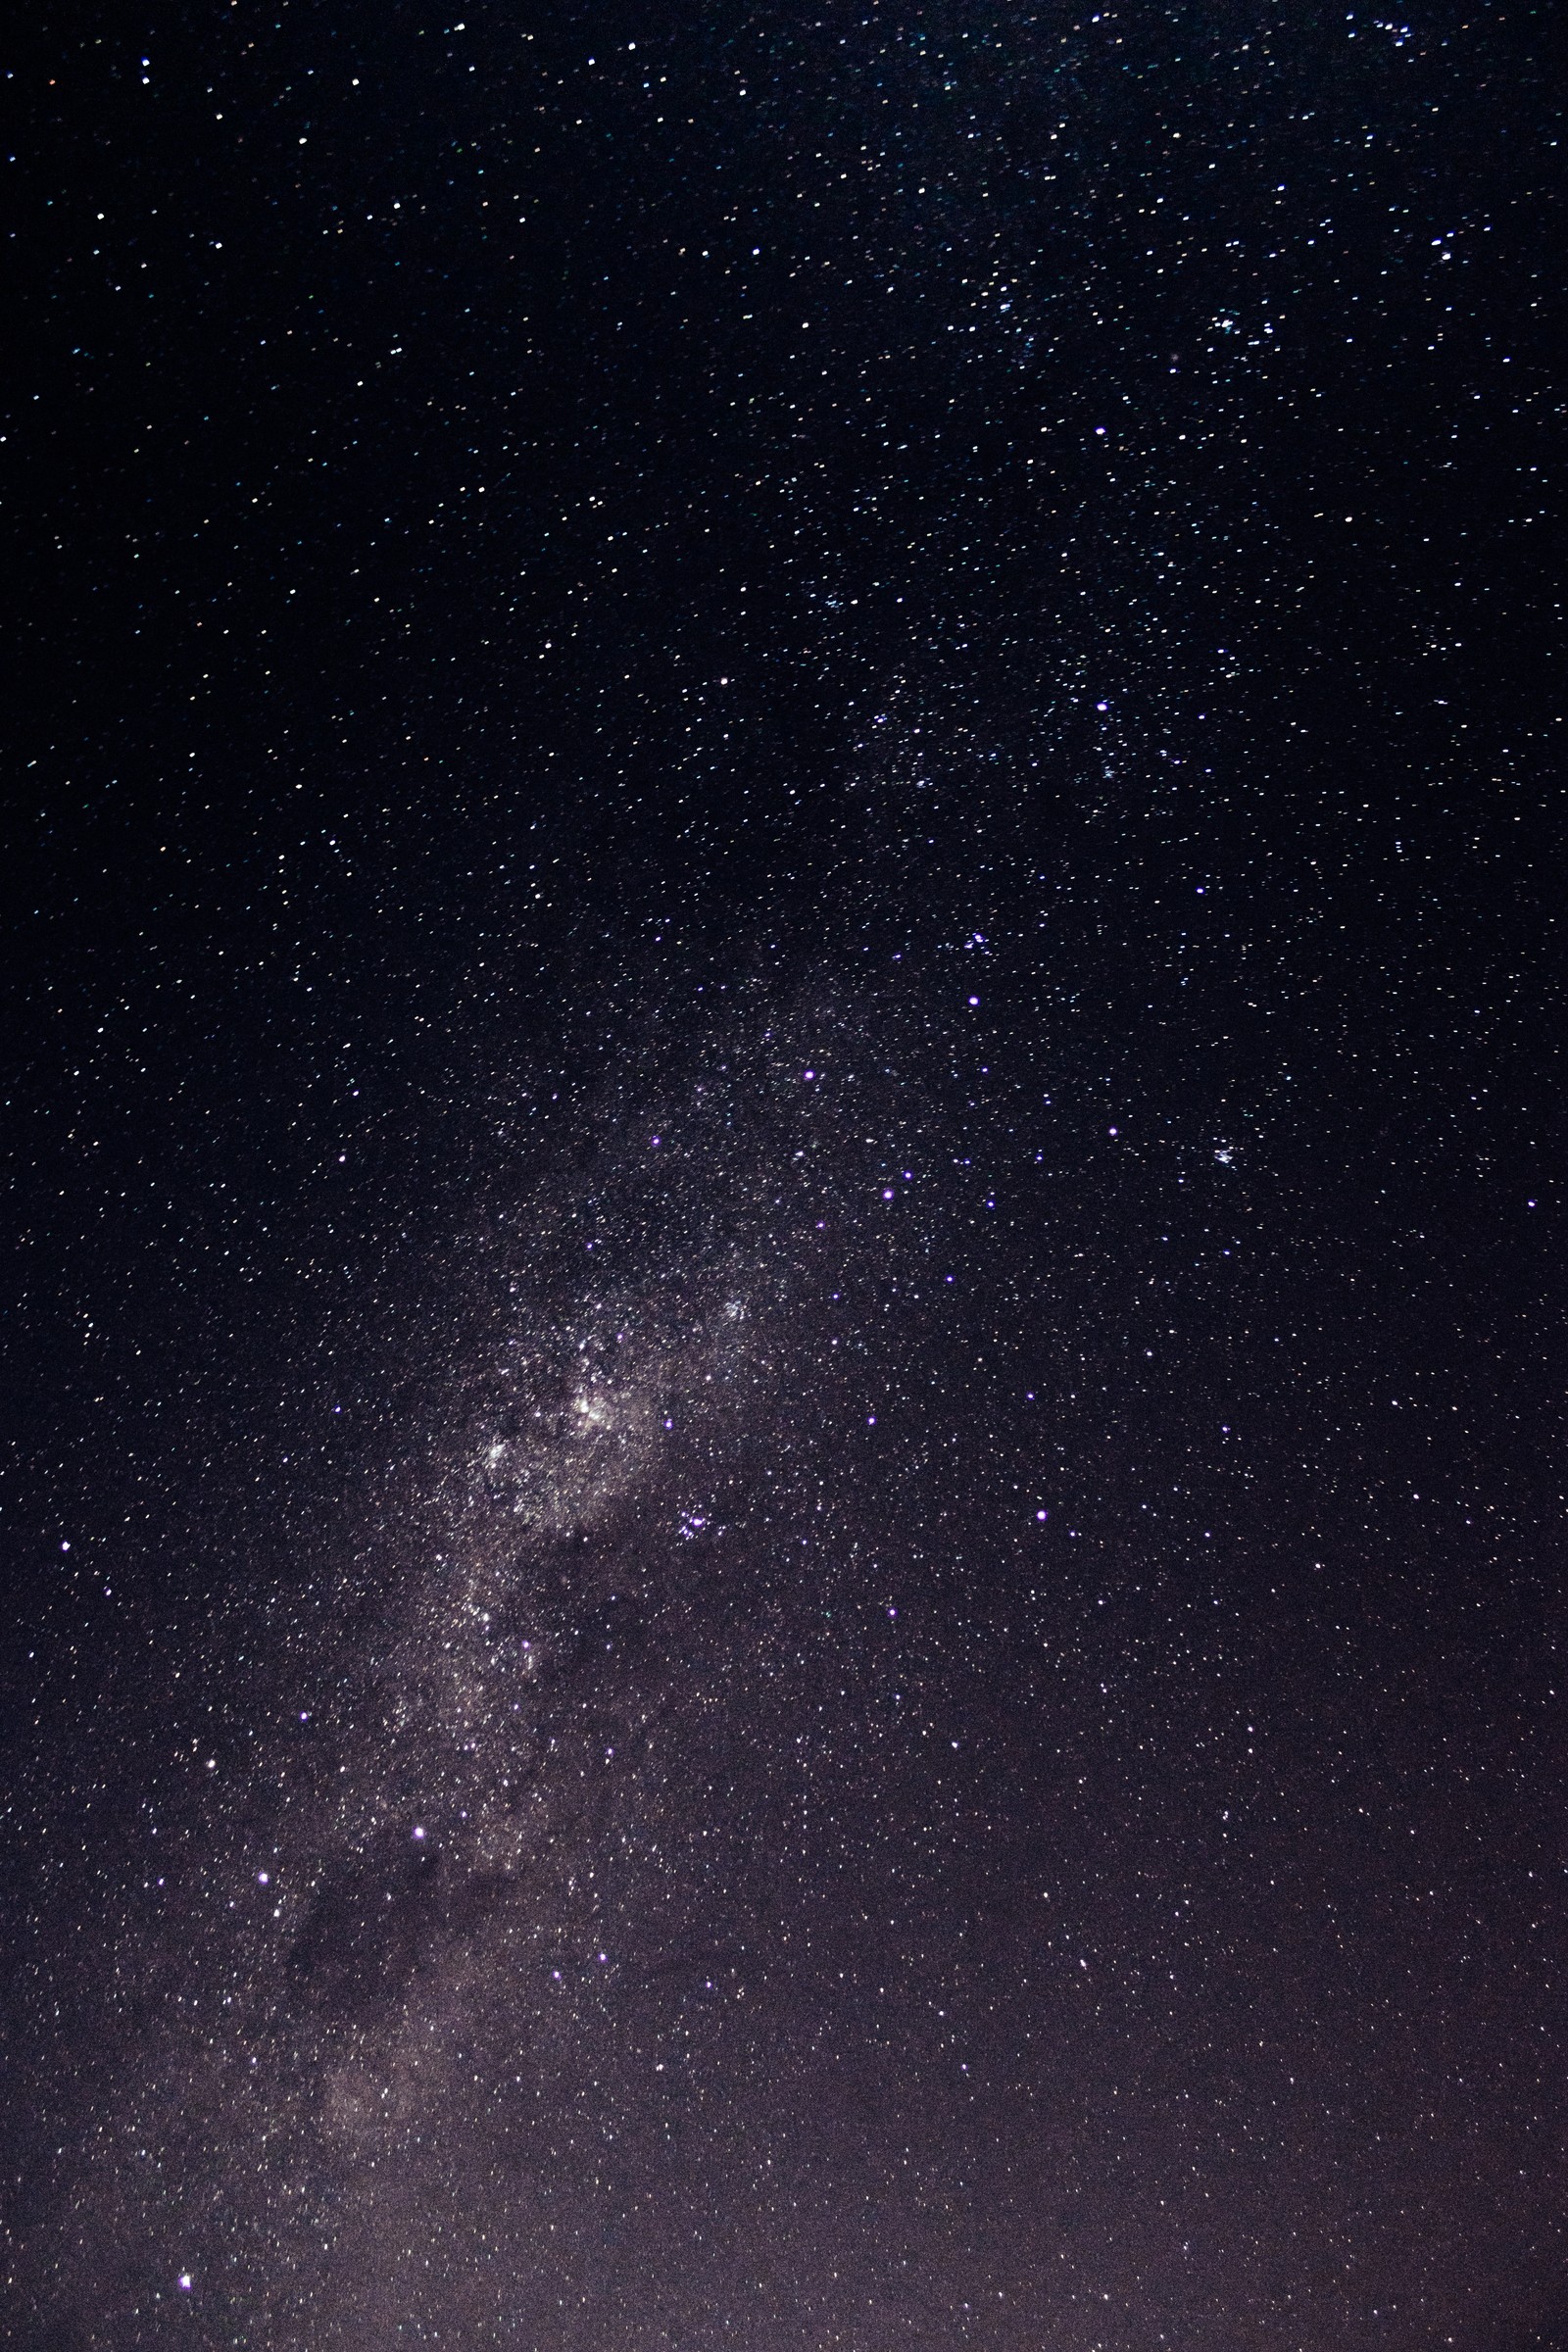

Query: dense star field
[2,2,1564,2346]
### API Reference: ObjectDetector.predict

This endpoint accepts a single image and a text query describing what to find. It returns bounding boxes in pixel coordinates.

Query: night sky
[3,3,1565,2347]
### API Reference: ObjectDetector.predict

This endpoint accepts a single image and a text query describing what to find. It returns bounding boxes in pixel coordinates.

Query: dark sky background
[2,3,1565,2347]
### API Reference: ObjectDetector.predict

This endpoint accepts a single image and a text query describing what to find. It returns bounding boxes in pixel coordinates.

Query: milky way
[4,2,1563,2346]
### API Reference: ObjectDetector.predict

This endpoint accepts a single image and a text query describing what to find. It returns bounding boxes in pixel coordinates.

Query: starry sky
[2,3,1565,2347]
